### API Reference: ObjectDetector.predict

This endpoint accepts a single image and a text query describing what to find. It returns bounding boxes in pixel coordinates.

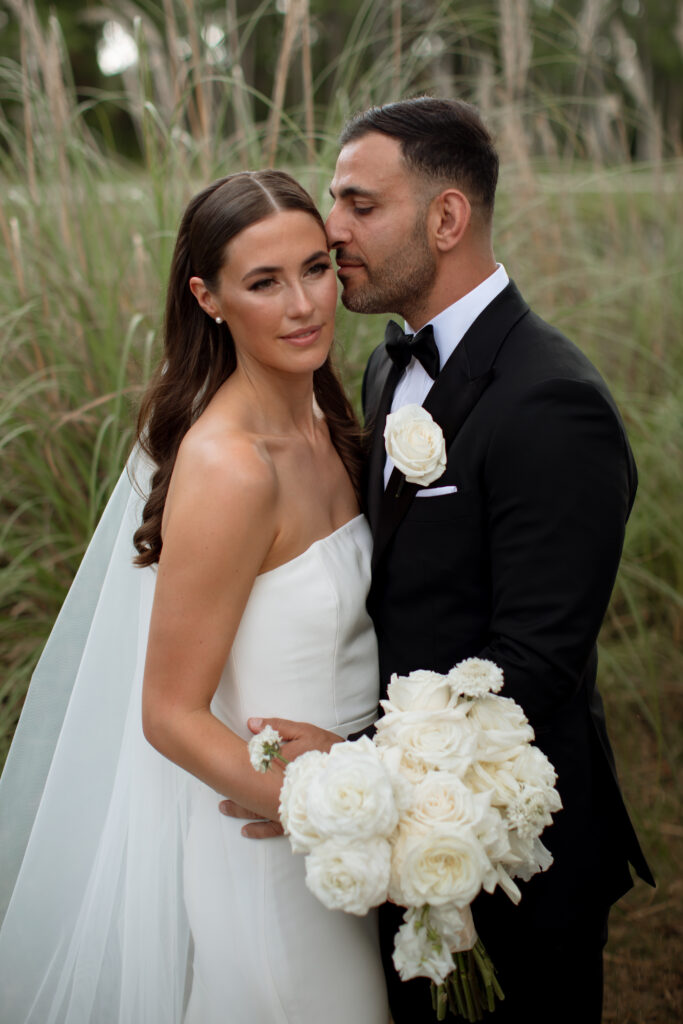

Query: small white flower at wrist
[248,725,286,772]
[384,404,447,487]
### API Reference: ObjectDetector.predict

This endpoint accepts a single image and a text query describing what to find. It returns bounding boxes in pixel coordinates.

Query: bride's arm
[141,434,284,821]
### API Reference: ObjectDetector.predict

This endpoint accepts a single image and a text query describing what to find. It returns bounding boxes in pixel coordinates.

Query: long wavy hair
[133,170,363,567]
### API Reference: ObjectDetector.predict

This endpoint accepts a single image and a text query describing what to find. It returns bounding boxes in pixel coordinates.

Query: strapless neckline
[255,513,366,581]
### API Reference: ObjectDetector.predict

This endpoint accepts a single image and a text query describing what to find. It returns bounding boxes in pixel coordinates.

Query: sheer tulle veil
[0,450,191,1023]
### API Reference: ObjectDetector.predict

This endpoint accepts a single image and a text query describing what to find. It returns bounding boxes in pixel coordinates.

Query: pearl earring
[215,316,223,324]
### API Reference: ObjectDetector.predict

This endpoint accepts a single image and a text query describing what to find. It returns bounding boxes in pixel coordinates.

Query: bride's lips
[280,324,324,345]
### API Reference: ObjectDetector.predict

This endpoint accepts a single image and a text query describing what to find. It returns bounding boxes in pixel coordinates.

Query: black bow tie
[384,320,440,380]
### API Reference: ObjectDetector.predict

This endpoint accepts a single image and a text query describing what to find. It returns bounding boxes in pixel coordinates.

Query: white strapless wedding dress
[183,514,389,1023]
[0,462,388,1024]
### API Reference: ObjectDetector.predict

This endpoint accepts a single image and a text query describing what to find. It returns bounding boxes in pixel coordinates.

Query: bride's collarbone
[262,475,360,575]
[266,430,352,498]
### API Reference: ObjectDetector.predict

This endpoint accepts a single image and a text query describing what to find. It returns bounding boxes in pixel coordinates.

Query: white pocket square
[415,484,458,498]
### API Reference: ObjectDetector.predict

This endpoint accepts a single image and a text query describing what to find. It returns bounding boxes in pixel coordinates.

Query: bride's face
[193,209,338,376]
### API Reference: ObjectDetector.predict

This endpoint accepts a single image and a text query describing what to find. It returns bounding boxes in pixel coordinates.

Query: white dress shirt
[383,264,509,487]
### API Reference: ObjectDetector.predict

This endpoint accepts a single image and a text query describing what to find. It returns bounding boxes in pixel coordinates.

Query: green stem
[473,940,505,1004]
[446,977,459,1017]
[456,952,477,1021]
[449,969,467,1019]
[436,983,448,1021]
[466,949,484,1017]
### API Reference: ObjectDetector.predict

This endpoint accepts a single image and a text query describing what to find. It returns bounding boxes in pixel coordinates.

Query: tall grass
[0,0,681,866]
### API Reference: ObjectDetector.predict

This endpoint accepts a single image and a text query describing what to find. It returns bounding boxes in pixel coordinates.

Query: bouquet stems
[431,940,504,1022]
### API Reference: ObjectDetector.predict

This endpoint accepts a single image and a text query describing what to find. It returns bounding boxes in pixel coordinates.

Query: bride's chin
[282,339,333,374]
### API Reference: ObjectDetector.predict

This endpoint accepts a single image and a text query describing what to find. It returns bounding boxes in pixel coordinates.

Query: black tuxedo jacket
[362,281,654,930]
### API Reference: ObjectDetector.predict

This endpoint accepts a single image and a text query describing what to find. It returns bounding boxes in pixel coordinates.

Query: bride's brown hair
[133,171,363,567]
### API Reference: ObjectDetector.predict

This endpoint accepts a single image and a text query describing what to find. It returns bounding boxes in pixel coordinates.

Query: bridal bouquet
[248,659,562,1022]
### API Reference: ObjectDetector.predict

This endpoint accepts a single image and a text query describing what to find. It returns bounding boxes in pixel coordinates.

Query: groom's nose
[325,203,351,250]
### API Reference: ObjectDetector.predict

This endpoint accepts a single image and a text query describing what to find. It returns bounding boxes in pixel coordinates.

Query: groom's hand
[219,718,342,839]
[218,800,285,839]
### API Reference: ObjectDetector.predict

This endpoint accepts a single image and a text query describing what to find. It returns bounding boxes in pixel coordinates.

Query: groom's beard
[337,213,436,318]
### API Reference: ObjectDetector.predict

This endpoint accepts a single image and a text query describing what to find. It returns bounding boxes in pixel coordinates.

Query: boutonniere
[384,404,447,490]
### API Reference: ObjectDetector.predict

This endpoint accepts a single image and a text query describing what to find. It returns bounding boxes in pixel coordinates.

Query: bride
[0,171,389,1023]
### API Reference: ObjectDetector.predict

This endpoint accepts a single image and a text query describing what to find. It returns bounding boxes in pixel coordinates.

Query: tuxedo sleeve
[476,377,635,728]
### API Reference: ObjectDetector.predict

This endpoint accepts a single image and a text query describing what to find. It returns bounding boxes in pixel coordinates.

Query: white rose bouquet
[248,659,562,1022]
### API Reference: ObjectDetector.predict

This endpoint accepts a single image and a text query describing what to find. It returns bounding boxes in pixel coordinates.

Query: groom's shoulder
[491,302,630,440]
[503,303,611,394]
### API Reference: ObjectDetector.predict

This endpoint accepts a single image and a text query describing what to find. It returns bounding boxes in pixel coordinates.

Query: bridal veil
[0,453,192,1023]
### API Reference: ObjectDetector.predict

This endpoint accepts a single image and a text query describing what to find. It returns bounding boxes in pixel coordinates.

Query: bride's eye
[306,261,332,277]
[249,277,277,291]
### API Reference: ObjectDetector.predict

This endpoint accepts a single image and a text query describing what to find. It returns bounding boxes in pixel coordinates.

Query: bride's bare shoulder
[163,422,278,541]
[179,422,275,489]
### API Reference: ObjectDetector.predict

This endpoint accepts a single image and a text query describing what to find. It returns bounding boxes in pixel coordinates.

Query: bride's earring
[215,316,223,324]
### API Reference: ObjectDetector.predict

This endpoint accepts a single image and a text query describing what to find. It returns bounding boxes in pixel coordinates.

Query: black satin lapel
[371,470,419,572]
[365,359,403,534]
[371,343,493,571]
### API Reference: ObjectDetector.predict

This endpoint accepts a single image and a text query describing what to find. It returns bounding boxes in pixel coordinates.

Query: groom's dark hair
[340,97,499,212]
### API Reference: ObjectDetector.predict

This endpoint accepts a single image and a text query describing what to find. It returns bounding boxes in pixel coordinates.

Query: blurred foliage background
[0,1,681,1019]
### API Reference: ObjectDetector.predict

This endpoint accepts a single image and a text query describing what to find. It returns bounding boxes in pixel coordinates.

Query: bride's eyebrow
[242,251,330,281]
[302,249,332,265]
[242,265,279,281]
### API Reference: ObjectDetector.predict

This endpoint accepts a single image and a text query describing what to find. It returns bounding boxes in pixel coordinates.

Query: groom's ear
[429,189,471,252]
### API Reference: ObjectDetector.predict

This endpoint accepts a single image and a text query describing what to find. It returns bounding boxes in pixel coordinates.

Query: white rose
[447,658,504,700]
[466,695,535,763]
[305,736,399,841]
[389,825,489,908]
[279,750,327,853]
[404,774,509,883]
[384,404,447,486]
[381,669,454,714]
[375,745,415,814]
[304,837,391,915]
[392,906,455,984]
[464,759,521,809]
[375,708,476,781]
[510,745,560,794]
[406,773,478,825]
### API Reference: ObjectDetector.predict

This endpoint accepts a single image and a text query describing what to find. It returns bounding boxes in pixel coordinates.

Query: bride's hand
[247,716,342,761]
[218,717,341,839]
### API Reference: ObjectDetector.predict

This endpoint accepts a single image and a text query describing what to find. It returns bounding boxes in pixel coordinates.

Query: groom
[222,98,654,1022]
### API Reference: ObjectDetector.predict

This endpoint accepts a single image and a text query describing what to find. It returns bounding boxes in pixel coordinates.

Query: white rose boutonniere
[384,404,447,486]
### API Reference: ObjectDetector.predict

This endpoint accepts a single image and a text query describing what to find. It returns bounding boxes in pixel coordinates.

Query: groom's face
[326,132,436,320]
